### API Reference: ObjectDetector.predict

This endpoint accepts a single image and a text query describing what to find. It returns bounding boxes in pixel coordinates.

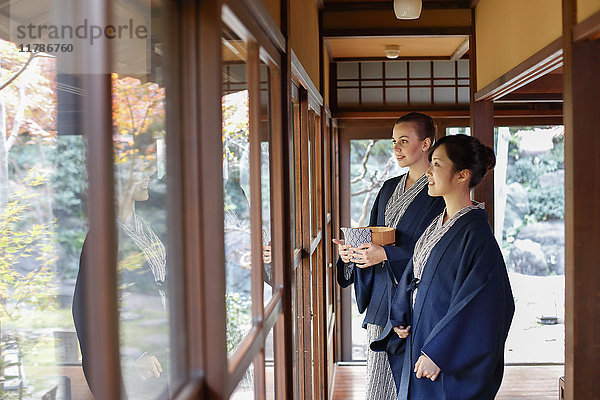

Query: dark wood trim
[291,50,324,110]
[563,0,600,398]
[81,1,121,397]
[495,93,563,103]
[573,8,600,41]
[299,87,313,397]
[310,229,324,255]
[248,39,265,326]
[470,100,494,227]
[166,0,205,390]
[333,56,452,62]
[171,379,203,400]
[316,0,325,9]
[474,38,563,102]
[331,124,344,363]
[199,0,228,397]
[163,0,189,388]
[338,127,353,361]
[334,109,471,119]
[222,1,281,68]
[82,36,121,400]
[246,43,267,400]
[243,0,286,51]
[272,37,295,399]
[323,27,472,37]
[450,37,470,61]
[323,1,470,11]
[324,39,334,63]
[470,0,482,8]
[226,297,283,396]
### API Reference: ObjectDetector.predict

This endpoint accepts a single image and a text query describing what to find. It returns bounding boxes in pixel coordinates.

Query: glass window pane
[409,87,431,104]
[113,72,170,399]
[291,100,299,250]
[495,126,565,364]
[433,60,455,78]
[434,87,456,104]
[337,88,359,106]
[458,87,470,104]
[384,61,407,78]
[260,61,273,306]
[231,363,255,399]
[361,88,383,105]
[349,140,405,359]
[0,36,94,399]
[457,59,470,78]
[385,88,408,105]
[360,62,382,79]
[337,62,359,79]
[266,326,275,400]
[109,0,179,394]
[337,81,359,87]
[408,61,430,78]
[222,28,252,356]
[434,79,455,86]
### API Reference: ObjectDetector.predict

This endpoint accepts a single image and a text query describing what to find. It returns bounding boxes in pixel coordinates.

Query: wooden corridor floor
[331,364,564,399]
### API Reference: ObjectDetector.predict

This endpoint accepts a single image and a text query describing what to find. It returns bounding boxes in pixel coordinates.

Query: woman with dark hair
[333,112,445,399]
[371,134,514,400]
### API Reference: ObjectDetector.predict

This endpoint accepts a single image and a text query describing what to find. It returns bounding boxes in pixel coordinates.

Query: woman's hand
[414,354,441,381]
[393,325,410,339]
[332,239,354,263]
[263,245,272,264]
[352,243,387,267]
[135,353,163,380]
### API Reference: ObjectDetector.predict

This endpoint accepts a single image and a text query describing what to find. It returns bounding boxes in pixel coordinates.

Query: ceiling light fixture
[393,0,422,20]
[384,45,400,59]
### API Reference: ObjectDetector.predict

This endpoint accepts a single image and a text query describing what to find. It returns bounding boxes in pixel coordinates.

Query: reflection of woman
[333,113,445,398]
[73,165,169,399]
[371,135,514,400]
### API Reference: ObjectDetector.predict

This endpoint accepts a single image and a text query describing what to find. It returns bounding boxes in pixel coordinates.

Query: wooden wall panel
[290,0,320,91]
[475,0,562,90]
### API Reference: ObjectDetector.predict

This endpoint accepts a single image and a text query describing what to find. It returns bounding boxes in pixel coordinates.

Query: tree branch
[351,140,375,184]
[5,85,26,151]
[0,53,39,92]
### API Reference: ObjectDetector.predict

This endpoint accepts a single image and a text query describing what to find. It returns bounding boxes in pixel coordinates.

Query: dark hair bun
[478,143,496,172]
[428,134,495,188]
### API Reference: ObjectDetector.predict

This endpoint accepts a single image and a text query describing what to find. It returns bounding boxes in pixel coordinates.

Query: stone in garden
[538,170,564,188]
[517,221,565,275]
[508,239,549,276]
[503,182,529,233]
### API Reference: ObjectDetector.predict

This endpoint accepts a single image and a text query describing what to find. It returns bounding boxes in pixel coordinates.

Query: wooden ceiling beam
[324,2,470,12]
[450,37,469,60]
[323,27,472,37]
[573,9,600,41]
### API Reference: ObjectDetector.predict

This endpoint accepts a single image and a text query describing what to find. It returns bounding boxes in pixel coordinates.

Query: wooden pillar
[470,101,494,226]
[562,0,600,398]
[469,8,494,227]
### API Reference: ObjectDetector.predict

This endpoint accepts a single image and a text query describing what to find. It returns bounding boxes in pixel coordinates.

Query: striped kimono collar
[384,173,428,229]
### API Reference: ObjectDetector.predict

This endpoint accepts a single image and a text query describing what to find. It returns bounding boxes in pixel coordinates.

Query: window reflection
[222,27,253,356]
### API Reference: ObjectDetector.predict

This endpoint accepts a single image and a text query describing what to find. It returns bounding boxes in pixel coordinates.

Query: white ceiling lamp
[384,45,401,59]
[394,0,422,20]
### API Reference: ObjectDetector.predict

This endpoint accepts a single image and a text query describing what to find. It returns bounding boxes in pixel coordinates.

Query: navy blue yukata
[371,208,515,400]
